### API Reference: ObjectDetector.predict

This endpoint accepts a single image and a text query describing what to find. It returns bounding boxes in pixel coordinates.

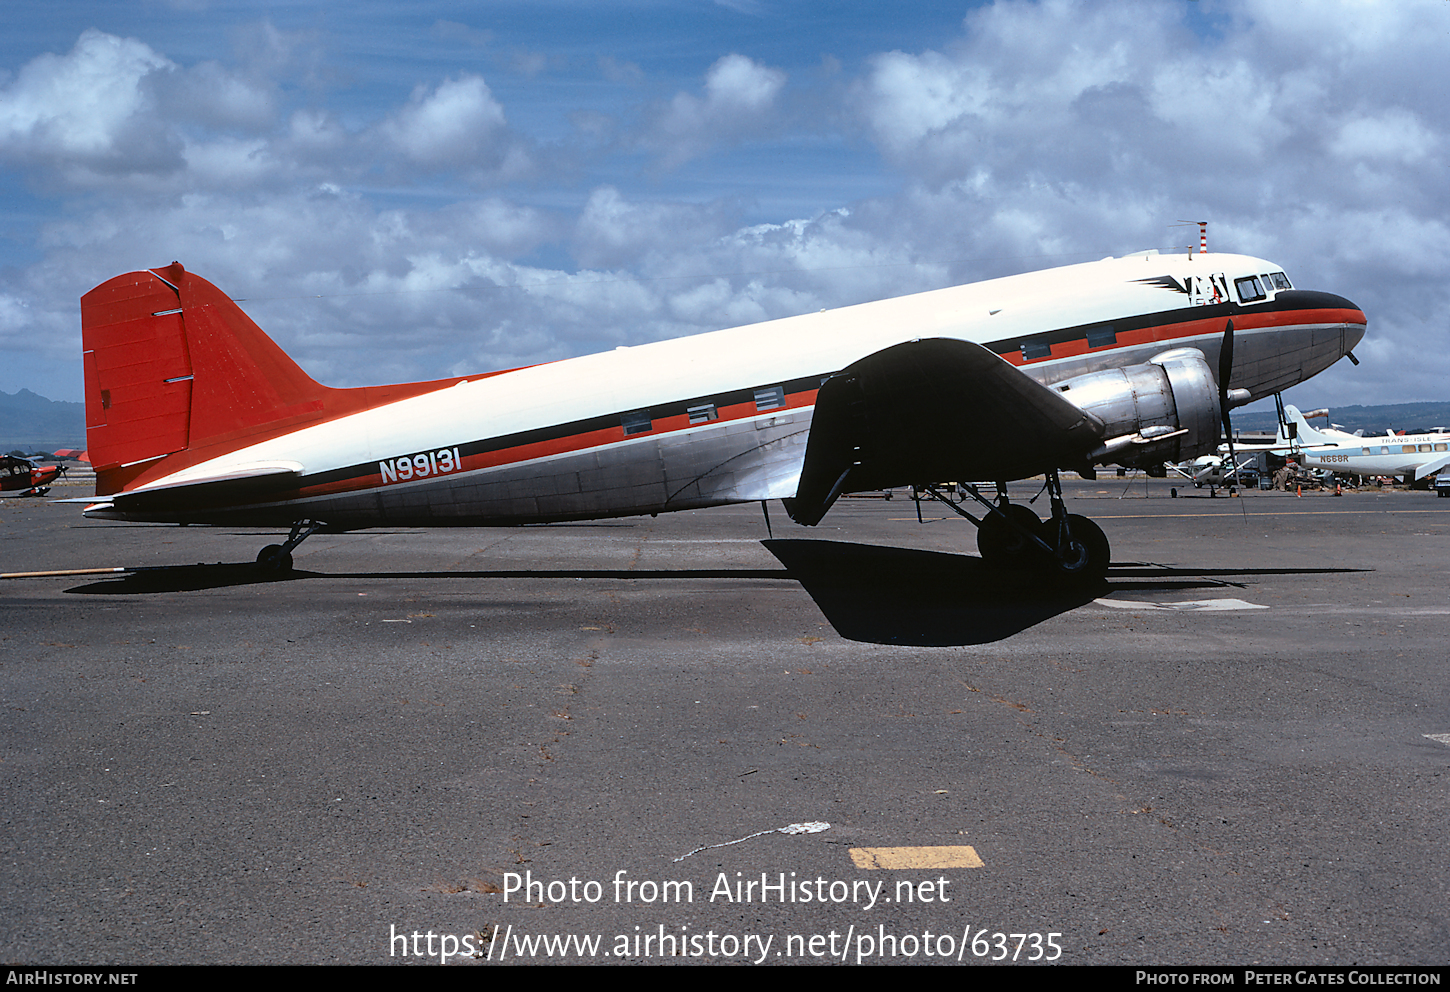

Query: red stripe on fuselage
[1007,305,1365,367]
[284,387,820,504]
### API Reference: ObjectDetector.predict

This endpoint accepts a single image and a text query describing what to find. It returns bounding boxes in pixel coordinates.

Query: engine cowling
[1050,348,1222,468]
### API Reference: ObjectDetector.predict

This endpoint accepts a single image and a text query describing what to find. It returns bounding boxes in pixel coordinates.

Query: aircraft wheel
[256,544,294,575]
[1047,514,1110,583]
[977,505,1042,564]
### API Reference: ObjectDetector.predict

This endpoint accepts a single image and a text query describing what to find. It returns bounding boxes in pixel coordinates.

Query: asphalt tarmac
[2,478,1448,966]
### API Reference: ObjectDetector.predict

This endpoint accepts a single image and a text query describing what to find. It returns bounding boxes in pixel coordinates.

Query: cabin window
[754,385,785,411]
[1435,443,1448,452]
[1021,340,1051,360]
[688,403,718,424]
[1234,276,1265,302]
[621,409,652,435]
[1401,444,1418,454]
[1087,326,1117,349]
[1419,444,1432,453]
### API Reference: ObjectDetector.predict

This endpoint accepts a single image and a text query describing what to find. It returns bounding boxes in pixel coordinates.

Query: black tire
[256,544,294,575]
[1047,514,1110,583]
[977,504,1042,564]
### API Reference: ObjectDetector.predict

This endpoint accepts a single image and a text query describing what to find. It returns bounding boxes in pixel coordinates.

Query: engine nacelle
[1051,348,1222,468]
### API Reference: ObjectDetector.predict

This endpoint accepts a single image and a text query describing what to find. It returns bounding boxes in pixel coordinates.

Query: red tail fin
[82,263,478,497]
[82,262,331,494]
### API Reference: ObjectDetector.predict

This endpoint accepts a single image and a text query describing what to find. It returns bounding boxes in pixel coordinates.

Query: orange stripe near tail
[82,262,475,497]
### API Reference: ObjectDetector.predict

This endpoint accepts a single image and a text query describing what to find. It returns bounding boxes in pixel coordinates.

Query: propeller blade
[1218,318,1235,411]
[1220,319,1239,485]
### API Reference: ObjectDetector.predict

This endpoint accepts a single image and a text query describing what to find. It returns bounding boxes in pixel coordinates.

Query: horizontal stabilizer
[101,461,304,514]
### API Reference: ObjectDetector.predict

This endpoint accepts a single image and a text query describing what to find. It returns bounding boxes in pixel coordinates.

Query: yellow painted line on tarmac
[849,846,984,870]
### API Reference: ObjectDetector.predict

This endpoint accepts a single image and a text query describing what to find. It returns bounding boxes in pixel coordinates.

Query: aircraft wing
[785,338,1105,525]
[1414,453,1450,481]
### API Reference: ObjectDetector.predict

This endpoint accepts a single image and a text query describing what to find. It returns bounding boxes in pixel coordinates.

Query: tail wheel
[1048,514,1110,582]
[977,504,1043,564]
[256,544,294,575]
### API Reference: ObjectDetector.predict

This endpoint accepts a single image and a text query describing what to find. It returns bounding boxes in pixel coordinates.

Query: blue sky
[2,0,1446,413]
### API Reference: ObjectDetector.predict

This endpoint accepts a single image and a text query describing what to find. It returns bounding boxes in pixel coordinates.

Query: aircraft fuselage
[80,250,1365,528]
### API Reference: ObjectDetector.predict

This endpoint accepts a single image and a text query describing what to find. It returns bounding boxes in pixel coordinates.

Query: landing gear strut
[255,519,326,575]
[919,471,1110,583]
[1039,473,1110,581]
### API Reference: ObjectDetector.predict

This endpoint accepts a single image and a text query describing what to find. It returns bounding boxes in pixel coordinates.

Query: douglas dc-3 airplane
[1278,405,1450,483]
[76,250,1365,581]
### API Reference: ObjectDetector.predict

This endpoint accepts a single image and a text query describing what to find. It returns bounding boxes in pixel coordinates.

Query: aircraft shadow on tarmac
[763,541,1368,644]
[65,540,1368,647]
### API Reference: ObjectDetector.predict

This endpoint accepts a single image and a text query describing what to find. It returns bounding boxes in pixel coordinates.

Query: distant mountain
[0,388,85,450]
[1233,401,1450,436]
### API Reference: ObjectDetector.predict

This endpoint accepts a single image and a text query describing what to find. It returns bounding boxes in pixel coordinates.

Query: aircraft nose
[1324,291,1366,338]
[1290,289,1366,356]
[1344,308,1367,353]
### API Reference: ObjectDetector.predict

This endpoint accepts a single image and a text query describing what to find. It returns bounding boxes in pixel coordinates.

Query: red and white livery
[77,250,1366,578]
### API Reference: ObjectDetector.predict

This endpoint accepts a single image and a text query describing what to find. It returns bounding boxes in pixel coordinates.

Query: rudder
[82,262,330,494]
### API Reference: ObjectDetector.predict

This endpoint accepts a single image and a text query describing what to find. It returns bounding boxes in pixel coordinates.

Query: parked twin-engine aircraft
[1278,405,1450,482]
[76,250,1365,580]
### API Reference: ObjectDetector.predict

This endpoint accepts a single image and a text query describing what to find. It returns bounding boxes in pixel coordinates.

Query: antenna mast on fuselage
[1172,220,1209,256]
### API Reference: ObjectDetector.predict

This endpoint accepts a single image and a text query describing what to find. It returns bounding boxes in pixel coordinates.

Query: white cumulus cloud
[380,74,509,169]
[0,29,179,180]
[646,53,787,167]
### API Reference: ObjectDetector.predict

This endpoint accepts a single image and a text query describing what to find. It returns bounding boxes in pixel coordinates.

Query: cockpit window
[1235,275,1265,303]
[1269,271,1291,290]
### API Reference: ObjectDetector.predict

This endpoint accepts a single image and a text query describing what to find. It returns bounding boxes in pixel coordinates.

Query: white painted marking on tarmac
[1423,734,1450,746]
[673,820,830,863]
[1094,598,1268,611]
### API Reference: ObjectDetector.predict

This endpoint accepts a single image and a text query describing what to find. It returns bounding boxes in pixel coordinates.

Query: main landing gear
[255,519,326,575]
[918,472,1110,584]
